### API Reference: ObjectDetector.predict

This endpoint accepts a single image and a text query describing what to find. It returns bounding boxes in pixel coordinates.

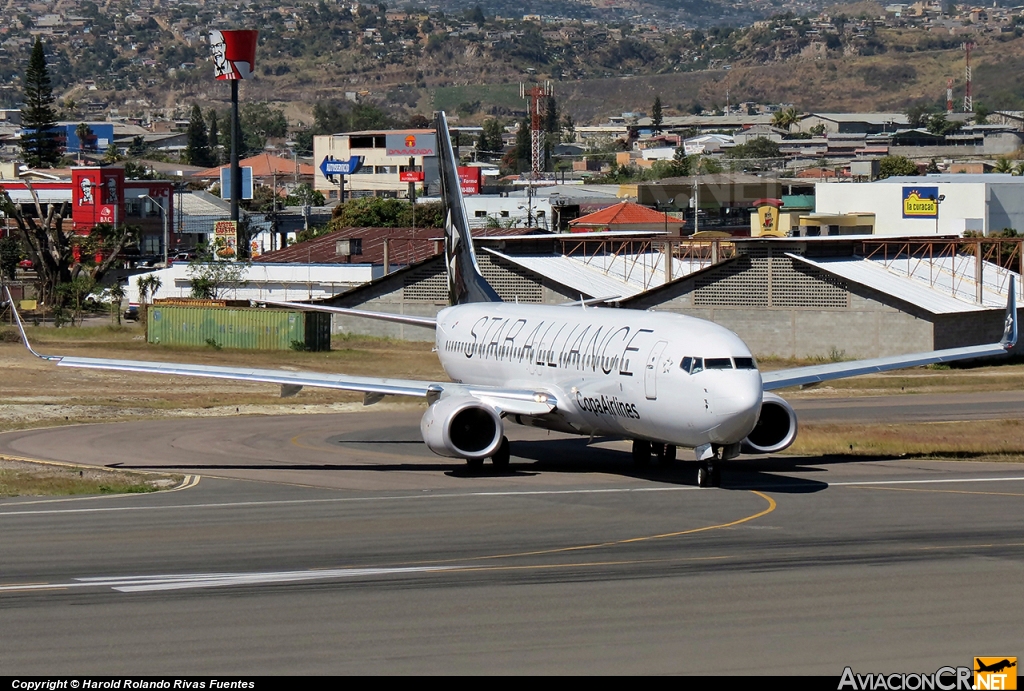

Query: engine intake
[742,393,798,454]
[420,396,503,459]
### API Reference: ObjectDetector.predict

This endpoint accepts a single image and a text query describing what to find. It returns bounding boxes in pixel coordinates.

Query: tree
[651,95,663,134]
[481,119,505,153]
[543,96,559,135]
[878,155,919,178]
[994,157,1014,174]
[561,114,576,143]
[75,122,93,155]
[239,102,288,155]
[285,183,325,207]
[926,113,961,137]
[905,103,933,129]
[729,137,782,159]
[771,106,800,132]
[20,37,61,168]
[207,110,221,163]
[1,186,137,310]
[187,247,248,299]
[184,104,213,167]
[0,235,23,281]
[974,103,991,125]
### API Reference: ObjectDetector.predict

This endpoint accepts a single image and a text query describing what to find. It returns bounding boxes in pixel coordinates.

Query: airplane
[975,660,1017,674]
[3,111,1019,487]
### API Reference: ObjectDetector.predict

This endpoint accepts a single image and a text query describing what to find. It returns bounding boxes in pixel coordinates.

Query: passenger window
[734,357,757,370]
[705,358,733,369]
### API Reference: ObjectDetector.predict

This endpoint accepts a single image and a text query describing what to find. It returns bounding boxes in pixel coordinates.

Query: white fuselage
[434,303,764,448]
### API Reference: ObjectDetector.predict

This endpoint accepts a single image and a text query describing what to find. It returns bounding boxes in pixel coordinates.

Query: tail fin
[435,111,501,305]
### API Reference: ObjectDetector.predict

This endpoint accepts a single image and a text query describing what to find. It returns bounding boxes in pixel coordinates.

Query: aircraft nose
[711,372,762,442]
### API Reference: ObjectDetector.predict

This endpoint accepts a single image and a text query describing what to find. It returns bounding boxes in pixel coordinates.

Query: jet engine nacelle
[420,395,503,459]
[742,392,798,454]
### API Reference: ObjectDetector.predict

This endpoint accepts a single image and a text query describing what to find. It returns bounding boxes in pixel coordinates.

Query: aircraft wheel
[658,444,676,464]
[491,436,510,470]
[711,463,722,487]
[632,439,651,467]
[696,461,713,488]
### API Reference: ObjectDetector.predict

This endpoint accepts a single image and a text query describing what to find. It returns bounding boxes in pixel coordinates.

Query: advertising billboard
[213,220,238,258]
[220,166,254,200]
[457,166,481,195]
[903,187,939,219]
[385,133,437,157]
[71,167,123,231]
[210,30,259,80]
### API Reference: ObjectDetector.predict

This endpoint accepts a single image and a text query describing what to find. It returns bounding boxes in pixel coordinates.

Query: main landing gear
[466,436,510,471]
[696,459,722,488]
[631,440,677,468]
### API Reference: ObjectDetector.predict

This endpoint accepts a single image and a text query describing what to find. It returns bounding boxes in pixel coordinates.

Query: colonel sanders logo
[210,30,259,81]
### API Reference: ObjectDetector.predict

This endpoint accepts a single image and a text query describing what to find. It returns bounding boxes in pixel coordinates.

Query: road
[1,396,1022,674]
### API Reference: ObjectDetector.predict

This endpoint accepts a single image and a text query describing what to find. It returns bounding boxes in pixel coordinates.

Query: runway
[1,394,1023,674]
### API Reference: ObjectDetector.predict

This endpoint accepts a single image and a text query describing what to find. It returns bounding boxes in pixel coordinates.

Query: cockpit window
[704,358,733,370]
[734,357,757,370]
[681,356,703,374]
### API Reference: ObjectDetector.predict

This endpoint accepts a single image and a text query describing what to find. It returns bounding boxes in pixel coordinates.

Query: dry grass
[791,420,1024,460]
[0,458,182,497]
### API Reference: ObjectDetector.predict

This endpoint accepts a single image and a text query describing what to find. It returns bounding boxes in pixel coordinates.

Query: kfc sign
[71,167,123,231]
[210,30,259,80]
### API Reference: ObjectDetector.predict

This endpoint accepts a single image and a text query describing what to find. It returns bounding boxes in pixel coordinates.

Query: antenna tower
[962,42,976,113]
[946,78,953,115]
[521,81,552,179]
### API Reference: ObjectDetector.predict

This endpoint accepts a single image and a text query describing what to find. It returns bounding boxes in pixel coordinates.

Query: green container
[147,305,331,351]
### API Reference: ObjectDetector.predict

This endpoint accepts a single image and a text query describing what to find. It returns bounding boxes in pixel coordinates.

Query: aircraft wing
[2,288,555,417]
[258,299,437,328]
[762,276,1018,391]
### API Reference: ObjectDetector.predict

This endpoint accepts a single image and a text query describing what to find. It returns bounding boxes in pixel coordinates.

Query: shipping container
[147,305,331,351]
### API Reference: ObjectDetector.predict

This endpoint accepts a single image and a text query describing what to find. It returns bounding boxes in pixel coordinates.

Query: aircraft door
[645,340,668,400]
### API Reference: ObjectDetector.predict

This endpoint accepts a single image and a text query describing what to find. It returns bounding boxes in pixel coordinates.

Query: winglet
[1001,275,1017,350]
[2,285,56,360]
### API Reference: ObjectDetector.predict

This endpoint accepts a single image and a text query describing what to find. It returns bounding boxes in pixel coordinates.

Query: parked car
[17,259,33,269]
[123,306,140,322]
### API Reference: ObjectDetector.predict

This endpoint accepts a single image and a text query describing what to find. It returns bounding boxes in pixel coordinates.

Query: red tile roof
[193,154,316,179]
[569,200,677,228]
[255,225,533,266]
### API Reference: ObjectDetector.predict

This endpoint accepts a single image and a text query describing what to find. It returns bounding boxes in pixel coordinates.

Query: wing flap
[55,356,436,398]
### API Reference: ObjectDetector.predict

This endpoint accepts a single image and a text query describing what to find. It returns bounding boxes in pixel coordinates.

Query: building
[313,129,438,200]
[568,201,683,234]
[814,175,1024,236]
[0,166,175,258]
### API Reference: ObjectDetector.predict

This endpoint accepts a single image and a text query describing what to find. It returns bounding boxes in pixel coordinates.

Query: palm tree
[1014,161,1024,177]
[75,122,92,161]
[994,157,1014,174]
[771,106,800,133]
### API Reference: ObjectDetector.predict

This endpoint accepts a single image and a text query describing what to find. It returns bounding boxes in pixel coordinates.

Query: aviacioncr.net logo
[838,666,973,691]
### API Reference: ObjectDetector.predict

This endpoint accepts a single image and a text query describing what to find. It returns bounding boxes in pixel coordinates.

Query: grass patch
[0,458,182,497]
[791,419,1024,460]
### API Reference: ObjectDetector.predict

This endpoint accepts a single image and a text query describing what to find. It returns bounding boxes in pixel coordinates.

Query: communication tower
[520,81,552,179]
[962,42,976,113]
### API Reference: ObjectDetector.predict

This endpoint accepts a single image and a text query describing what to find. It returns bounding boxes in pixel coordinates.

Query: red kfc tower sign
[210,30,258,80]
[71,167,123,231]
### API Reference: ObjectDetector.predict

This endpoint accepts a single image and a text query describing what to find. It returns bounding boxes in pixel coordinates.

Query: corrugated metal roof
[788,253,1022,314]
[257,226,533,267]
[483,248,714,299]
[483,248,644,299]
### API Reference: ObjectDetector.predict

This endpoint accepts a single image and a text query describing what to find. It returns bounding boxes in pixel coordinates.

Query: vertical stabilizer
[435,111,501,305]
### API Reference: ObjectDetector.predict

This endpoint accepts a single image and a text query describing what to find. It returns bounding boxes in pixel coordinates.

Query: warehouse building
[814,174,1024,236]
[312,233,1022,359]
